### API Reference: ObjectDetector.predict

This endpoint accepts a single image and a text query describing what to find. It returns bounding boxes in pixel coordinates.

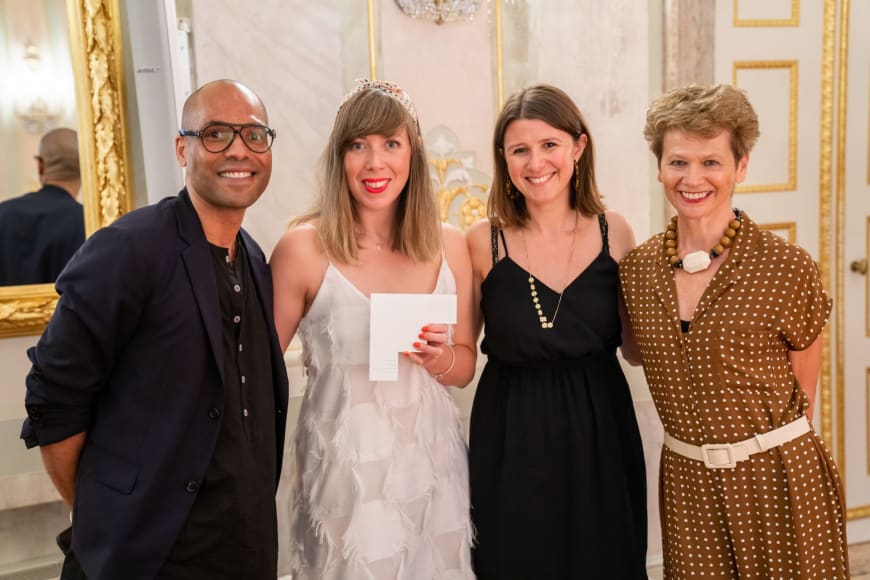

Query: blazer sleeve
[21,225,151,448]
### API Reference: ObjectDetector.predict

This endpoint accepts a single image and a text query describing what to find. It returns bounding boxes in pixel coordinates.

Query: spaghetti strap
[598,213,610,256]
[490,226,510,266]
[490,225,499,266]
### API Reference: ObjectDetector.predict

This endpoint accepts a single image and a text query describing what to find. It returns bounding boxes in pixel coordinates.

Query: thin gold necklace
[521,212,579,329]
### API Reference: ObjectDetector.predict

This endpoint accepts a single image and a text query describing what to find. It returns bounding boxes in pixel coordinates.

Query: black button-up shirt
[161,239,277,579]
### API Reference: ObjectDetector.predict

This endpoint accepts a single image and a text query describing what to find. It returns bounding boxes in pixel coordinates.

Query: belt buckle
[700,443,737,468]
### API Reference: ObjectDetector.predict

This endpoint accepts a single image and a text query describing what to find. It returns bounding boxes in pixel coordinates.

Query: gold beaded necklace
[665,209,742,273]
[521,212,579,329]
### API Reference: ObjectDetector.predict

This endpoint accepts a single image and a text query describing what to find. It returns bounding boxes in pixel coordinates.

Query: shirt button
[208,407,221,420]
[233,284,241,293]
[243,409,249,417]
[238,344,243,352]
[241,375,246,384]
[233,315,241,323]
[185,480,200,493]
[224,255,230,263]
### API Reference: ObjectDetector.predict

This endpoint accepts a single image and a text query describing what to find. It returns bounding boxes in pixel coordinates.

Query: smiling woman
[0,0,133,338]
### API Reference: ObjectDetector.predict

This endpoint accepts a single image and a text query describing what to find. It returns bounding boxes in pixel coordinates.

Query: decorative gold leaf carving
[0,286,59,338]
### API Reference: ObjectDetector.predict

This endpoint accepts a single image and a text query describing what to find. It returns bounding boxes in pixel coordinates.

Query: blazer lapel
[176,190,225,386]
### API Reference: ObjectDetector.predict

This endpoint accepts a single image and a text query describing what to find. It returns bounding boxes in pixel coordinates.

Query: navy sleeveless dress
[469,215,647,579]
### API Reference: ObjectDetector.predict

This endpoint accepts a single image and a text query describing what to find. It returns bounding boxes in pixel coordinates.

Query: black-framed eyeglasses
[178,123,277,153]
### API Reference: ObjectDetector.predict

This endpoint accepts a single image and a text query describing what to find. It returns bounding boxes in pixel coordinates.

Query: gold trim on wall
[866,216,870,338]
[733,60,798,193]
[866,368,870,475]
[759,221,797,243]
[0,0,132,338]
[837,0,870,522]
[494,0,504,109]
[367,0,377,79]
[818,0,835,470]
[734,0,800,27]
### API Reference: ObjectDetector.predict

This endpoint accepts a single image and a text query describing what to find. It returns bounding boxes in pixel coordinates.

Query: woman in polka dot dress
[620,84,849,579]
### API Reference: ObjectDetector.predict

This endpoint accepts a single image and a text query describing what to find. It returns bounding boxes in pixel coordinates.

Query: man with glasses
[21,79,289,580]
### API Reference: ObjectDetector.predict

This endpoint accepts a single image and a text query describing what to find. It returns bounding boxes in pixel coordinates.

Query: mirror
[0,0,132,337]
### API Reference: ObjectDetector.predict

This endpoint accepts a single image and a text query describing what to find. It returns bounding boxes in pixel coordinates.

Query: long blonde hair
[296,84,440,263]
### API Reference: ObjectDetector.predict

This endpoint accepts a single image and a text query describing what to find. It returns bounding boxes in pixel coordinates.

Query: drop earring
[506,177,515,200]
[573,159,581,193]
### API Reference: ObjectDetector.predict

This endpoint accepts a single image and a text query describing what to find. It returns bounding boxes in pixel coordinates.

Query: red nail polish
[413,342,422,349]
[418,333,425,339]
[422,325,429,332]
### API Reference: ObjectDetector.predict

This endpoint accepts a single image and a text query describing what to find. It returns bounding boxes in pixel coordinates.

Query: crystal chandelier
[395,0,481,25]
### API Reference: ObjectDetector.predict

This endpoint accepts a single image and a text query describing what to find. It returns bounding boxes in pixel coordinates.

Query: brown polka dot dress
[619,213,849,579]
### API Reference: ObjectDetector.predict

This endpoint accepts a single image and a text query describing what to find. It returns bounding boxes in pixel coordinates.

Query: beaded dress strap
[490,225,510,266]
[597,213,610,256]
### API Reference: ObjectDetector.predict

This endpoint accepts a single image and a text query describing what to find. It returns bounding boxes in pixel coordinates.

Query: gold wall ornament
[394,0,481,25]
[0,0,133,338]
[425,126,490,230]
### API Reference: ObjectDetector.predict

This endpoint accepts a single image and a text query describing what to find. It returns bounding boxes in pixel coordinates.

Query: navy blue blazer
[0,184,84,285]
[21,189,289,579]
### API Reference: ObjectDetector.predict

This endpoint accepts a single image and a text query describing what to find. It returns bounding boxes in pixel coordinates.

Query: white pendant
[682,250,712,273]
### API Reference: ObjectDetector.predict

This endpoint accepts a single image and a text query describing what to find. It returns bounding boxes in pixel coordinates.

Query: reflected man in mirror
[0,127,84,285]
[20,79,289,580]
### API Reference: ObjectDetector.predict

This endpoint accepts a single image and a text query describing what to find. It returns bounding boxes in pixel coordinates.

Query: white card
[369,293,457,381]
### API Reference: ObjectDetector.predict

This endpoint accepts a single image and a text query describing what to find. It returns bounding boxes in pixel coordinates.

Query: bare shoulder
[464,218,495,271]
[604,210,637,262]
[465,218,492,248]
[440,222,472,269]
[270,220,327,273]
[440,221,466,250]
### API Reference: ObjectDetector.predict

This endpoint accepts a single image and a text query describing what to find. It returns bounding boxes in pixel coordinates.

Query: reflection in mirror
[0,0,133,337]
[0,0,80,287]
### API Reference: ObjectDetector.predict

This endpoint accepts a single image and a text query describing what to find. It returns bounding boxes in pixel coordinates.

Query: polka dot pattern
[619,214,849,579]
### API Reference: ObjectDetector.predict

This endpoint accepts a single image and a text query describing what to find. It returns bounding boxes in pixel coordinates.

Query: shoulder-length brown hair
[295,86,440,263]
[489,84,605,228]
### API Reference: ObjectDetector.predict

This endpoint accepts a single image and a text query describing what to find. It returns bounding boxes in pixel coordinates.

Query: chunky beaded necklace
[665,209,742,273]
[521,212,579,329]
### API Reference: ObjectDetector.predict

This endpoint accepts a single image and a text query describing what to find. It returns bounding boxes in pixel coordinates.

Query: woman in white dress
[271,79,477,580]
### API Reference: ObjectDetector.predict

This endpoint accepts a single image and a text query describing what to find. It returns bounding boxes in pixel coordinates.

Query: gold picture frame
[0,0,133,338]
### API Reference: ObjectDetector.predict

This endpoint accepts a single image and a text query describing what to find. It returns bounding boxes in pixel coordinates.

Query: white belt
[663,416,811,469]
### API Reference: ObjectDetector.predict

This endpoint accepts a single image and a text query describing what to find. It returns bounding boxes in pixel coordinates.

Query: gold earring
[506,177,515,200]
[573,160,581,193]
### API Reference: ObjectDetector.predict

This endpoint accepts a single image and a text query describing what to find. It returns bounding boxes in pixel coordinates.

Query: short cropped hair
[644,84,760,165]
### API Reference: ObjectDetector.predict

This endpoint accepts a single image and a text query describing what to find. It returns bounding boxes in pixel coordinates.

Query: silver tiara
[339,78,418,122]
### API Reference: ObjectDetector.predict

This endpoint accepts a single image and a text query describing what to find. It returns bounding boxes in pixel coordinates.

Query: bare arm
[788,333,823,420]
[270,224,326,352]
[605,211,641,365]
[465,219,493,342]
[408,225,478,388]
[40,432,86,510]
